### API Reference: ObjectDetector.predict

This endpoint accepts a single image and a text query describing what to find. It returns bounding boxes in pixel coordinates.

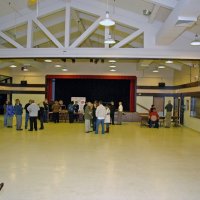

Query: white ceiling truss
[0,0,199,62]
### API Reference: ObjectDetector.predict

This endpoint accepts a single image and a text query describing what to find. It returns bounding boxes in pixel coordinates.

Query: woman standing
[105,104,110,133]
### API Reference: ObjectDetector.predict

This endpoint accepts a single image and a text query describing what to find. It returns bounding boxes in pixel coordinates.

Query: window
[190,97,200,119]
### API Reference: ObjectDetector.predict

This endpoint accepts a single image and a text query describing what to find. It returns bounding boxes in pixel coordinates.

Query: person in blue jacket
[14,99,23,131]
[6,101,15,128]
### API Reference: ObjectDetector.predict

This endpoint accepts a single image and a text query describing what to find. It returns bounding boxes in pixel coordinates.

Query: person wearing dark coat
[110,101,115,125]
[38,103,45,130]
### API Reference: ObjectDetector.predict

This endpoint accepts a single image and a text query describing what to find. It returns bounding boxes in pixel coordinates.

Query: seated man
[149,108,159,128]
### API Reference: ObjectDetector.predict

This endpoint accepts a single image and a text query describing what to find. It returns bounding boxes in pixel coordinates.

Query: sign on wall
[71,97,86,112]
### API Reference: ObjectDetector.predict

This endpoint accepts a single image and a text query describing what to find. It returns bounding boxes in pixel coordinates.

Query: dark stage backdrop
[55,79,130,111]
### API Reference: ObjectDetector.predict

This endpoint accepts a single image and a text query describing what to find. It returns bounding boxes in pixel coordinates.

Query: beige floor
[0,118,200,200]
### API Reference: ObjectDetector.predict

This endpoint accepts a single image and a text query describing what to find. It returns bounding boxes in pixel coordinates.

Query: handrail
[136,103,149,112]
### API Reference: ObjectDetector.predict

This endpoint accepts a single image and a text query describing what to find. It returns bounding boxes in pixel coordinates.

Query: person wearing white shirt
[95,101,106,134]
[117,101,123,125]
[27,100,40,131]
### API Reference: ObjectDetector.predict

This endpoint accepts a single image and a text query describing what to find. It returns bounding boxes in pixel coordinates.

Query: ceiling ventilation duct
[175,16,197,27]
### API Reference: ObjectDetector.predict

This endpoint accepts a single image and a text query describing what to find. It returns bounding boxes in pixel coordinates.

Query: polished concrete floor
[0,118,200,200]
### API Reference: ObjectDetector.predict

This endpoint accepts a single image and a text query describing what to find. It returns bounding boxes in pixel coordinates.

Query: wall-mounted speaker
[158,82,165,87]
[21,80,27,85]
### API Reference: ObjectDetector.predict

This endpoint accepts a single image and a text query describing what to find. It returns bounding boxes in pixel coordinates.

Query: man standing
[84,102,92,133]
[27,100,40,131]
[68,101,74,123]
[73,101,79,122]
[95,101,106,134]
[24,100,31,129]
[14,99,23,131]
[110,101,115,125]
[165,100,173,128]
[117,101,123,125]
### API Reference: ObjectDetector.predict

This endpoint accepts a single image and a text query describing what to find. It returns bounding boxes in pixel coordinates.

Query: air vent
[175,16,197,27]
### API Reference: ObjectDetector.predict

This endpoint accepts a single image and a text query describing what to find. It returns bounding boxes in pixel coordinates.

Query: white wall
[136,96,153,113]
[12,94,45,108]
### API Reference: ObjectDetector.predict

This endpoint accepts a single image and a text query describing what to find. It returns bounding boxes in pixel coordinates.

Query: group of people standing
[3,99,48,131]
[148,100,173,128]
[84,101,124,134]
[50,100,79,123]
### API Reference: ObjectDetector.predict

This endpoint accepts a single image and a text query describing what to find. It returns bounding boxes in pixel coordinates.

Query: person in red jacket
[149,107,159,128]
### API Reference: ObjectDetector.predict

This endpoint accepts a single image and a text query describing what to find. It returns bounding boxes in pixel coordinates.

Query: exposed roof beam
[165,63,182,71]
[71,10,93,47]
[33,18,63,48]
[143,0,177,9]
[137,60,154,70]
[0,0,65,31]
[149,5,160,23]
[70,17,102,48]
[0,31,24,48]
[64,1,71,48]
[112,30,143,48]
[156,0,199,45]
[1,48,200,60]
[27,20,33,48]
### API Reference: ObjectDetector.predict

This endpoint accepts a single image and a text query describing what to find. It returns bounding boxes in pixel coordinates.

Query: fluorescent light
[108,60,116,63]
[110,69,116,72]
[62,68,68,71]
[44,59,52,63]
[99,11,115,27]
[153,69,159,73]
[55,64,61,68]
[109,65,116,68]
[190,34,200,46]
[10,65,17,68]
[165,60,173,64]
[158,65,165,69]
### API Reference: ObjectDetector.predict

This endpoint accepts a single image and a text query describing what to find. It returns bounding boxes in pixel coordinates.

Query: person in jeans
[95,101,106,134]
[27,100,40,131]
[14,99,23,131]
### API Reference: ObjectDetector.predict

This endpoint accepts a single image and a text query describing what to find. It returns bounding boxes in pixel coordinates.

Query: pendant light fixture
[99,0,115,26]
[190,34,200,46]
